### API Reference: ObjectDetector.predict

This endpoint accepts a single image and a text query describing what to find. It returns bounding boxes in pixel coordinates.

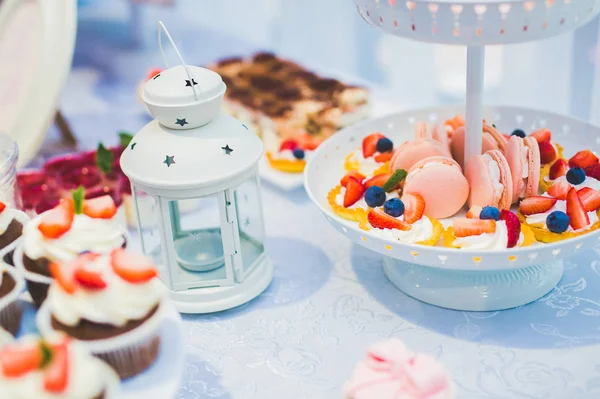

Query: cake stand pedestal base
[382,257,563,311]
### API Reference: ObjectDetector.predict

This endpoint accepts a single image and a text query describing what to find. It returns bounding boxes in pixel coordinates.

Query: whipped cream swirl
[482,154,504,201]
[453,220,524,250]
[369,216,434,244]
[348,148,383,176]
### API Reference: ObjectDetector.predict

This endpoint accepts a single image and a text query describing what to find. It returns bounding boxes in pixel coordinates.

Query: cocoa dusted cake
[0,334,119,398]
[0,201,29,266]
[0,263,24,336]
[39,249,166,380]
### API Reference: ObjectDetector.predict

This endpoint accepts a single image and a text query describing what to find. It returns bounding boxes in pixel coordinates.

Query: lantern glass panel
[234,176,266,279]
[134,187,162,266]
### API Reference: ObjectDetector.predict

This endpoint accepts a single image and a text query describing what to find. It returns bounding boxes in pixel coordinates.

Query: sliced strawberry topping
[519,196,558,216]
[146,67,162,80]
[367,208,411,230]
[82,195,117,219]
[49,261,77,294]
[37,200,75,239]
[43,341,69,393]
[111,248,158,283]
[500,210,521,248]
[577,187,600,212]
[466,205,482,219]
[0,202,5,214]
[343,177,365,208]
[73,254,106,290]
[340,171,366,187]
[566,187,590,230]
[584,163,600,180]
[364,173,391,189]
[402,193,425,224]
[362,133,385,158]
[548,180,571,200]
[296,133,323,151]
[374,152,393,162]
[569,150,599,169]
[530,128,551,143]
[549,159,568,180]
[538,141,558,165]
[0,343,42,378]
[453,219,496,237]
[279,139,299,152]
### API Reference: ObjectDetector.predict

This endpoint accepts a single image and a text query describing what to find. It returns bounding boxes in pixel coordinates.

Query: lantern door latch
[222,190,242,275]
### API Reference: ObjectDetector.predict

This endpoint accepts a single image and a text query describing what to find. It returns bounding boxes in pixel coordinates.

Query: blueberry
[383,198,404,217]
[566,167,586,185]
[376,137,393,153]
[480,206,500,221]
[511,129,526,138]
[546,211,570,233]
[365,186,386,208]
[292,148,305,160]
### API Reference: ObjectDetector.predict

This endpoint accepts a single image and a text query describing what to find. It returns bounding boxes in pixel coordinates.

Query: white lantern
[120,23,273,313]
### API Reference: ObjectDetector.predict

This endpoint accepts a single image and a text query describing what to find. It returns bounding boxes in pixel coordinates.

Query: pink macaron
[403,156,469,219]
[450,123,507,167]
[465,149,514,210]
[505,135,541,203]
[390,138,451,173]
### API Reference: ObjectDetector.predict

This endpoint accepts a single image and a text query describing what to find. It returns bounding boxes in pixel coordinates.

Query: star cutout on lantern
[175,118,188,127]
[130,142,137,150]
[163,155,176,167]
[222,145,233,155]
[185,79,198,87]
[244,217,251,227]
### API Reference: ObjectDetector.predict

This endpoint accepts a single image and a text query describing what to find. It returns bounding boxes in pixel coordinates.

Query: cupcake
[0,334,119,398]
[15,189,127,306]
[37,249,166,379]
[343,339,454,399]
[0,263,24,336]
[0,202,29,266]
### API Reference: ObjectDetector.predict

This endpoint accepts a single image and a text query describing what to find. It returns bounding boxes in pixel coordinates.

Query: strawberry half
[362,133,385,158]
[49,261,76,294]
[0,343,42,378]
[82,195,117,219]
[519,196,557,215]
[530,128,551,143]
[367,208,411,230]
[577,187,600,212]
[37,200,75,239]
[402,193,425,224]
[539,141,558,165]
[466,205,482,219]
[343,177,365,208]
[340,171,366,187]
[548,180,571,200]
[374,152,393,162]
[279,139,299,152]
[73,254,106,290]
[364,173,391,189]
[500,210,521,248]
[0,201,5,214]
[566,187,590,230]
[43,341,69,393]
[111,248,158,283]
[569,150,599,169]
[584,163,600,180]
[549,159,568,180]
[453,219,496,237]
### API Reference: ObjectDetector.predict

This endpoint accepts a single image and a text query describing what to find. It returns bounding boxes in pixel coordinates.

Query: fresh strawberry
[111,248,158,283]
[569,150,599,169]
[343,177,365,208]
[49,262,76,294]
[146,67,162,80]
[367,208,411,230]
[500,210,521,248]
[82,195,117,219]
[402,193,425,224]
[340,171,366,187]
[466,205,482,219]
[73,255,106,290]
[43,341,69,393]
[0,202,5,214]
[362,133,385,158]
[577,187,600,212]
[364,173,391,189]
[519,196,557,215]
[453,219,496,237]
[566,187,590,230]
[548,180,571,200]
[296,133,323,151]
[584,163,600,180]
[374,152,393,162]
[539,141,558,165]
[549,159,569,180]
[37,200,75,239]
[0,343,42,377]
[530,128,551,143]
[279,139,299,152]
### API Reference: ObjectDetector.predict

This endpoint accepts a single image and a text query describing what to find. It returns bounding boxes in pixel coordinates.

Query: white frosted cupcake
[0,334,119,398]
[37,249,167,379]
[0,263,24,336]
[0,202,29,266]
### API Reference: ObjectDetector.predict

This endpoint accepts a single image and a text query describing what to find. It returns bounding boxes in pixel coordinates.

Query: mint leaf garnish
[72,186,85,214]
[119,131,134,148]
[96,143,114,175]
[39,341,53,368]
[382,169,407,192]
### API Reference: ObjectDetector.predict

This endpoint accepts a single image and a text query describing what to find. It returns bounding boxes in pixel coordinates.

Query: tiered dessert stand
[305,0,600,311]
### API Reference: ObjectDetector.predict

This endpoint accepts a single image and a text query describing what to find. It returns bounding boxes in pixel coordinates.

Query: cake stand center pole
[464,45,485,167]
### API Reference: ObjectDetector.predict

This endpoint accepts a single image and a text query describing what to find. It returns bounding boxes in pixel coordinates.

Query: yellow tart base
[442,223,535,249]
[417,217,444,246]
[266,152,306,173]
[518,211,600,243]
[344,153,389,176]
[327,185,369,230]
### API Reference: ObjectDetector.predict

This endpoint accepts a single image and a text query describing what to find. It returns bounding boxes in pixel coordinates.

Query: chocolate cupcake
[37,249,166,380]
[15,190,127,306]
[0,334,120,398]
[0,263,24,336]
[0,202,29,266]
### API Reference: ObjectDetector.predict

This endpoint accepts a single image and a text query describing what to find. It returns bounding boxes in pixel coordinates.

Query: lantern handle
[157,21,199,101]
